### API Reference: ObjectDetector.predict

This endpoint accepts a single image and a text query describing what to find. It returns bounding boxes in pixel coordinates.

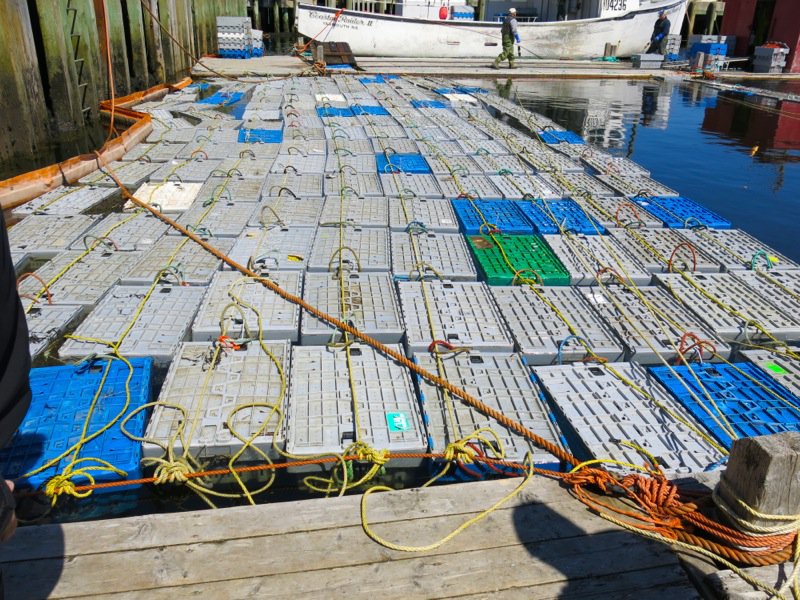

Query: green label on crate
[764,362,789,375]
[387,412,411,432]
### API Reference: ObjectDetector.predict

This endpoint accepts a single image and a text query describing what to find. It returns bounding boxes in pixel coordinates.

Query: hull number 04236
[603,0,627,10]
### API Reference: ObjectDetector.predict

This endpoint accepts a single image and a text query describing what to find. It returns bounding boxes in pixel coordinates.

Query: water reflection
[460,76,800,262]
[701,93,800,162]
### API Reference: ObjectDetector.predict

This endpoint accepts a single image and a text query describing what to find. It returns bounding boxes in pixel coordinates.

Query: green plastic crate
[466,234,570,286]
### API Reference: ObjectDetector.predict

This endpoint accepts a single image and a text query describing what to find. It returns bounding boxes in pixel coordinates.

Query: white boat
[296,0,687,59]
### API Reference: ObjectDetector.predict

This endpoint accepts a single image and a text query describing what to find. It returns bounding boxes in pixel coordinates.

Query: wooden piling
[124,0,150,89]
[32,0,84,130]
[0,0,50,162]
[281,1,290,33]
[102,0,133,96]
[142,0,166,84]
[71,0,105,116]
[273,1,281,33]
[157,0,176,80]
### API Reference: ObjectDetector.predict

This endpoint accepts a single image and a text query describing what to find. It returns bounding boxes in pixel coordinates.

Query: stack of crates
[252,29,264,57]
[688,34,735,55]
[451,4,474,20]
[217,16,252,58]
[753,43,789,74]
[665,34,681,57]
[631,54,664,69]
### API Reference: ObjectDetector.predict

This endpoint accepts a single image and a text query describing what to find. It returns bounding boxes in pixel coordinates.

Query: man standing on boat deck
[0,210,32,543]
[646,10,670,55]
[492,7,520,69]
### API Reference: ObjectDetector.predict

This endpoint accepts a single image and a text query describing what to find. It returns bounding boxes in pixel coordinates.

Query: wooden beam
[33,0,84,130]
[73,0,105,114]
[141,0,165,84]
[157,0,175,80]
[0,0,50,162]
[103,0,132,95]
[123,0,149,89]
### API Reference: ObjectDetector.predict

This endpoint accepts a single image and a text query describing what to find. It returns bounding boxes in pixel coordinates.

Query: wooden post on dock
[32,0,84,130]
[717,432,800,531]
[0,0,50,162]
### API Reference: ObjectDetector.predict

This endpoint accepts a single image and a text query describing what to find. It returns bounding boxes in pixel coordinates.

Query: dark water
[0,120,107,182]
[461,77,800,263]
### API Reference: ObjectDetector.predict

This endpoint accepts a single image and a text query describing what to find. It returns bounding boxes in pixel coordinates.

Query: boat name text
[602,0,627,11]
[309,12,374,29]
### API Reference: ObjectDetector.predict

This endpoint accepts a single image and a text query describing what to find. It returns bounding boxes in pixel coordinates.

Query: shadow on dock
[512,483,699,598]
[1,432,64,600]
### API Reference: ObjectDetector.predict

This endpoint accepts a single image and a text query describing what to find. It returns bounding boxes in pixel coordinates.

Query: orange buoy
[439,6,449,19]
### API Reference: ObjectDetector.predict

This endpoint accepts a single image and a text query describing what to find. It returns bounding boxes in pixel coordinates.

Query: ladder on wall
[66,0,93,120]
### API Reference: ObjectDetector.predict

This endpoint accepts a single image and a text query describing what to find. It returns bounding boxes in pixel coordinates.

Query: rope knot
[351,442,389,466]
[154,459,193,484]
[45,474,80,500]
[444,440,477,464]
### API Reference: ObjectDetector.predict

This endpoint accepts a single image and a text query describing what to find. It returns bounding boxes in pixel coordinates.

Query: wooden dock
[0,476,701,599]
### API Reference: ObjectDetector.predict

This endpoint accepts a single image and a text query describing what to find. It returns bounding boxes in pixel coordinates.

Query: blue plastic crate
[537,130,585,145]
[0,358,153,492]
[197,91,244,106]
[326,63,354,70]
[188,82,210,91]
[451,198,534,235]
[229,101,249,119]
[376,153,432,174]
[515,199,606,235]
[648,362,800,449]
[238,128,283,144]
[689,42,727,57]
[630,195,731,229]
[357,75,399,84]
[351,105,390,116]
[316,106,355,118]
[456,86,488,94]
[411,100,448,109]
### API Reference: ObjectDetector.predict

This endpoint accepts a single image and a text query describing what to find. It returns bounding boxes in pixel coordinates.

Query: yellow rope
[361,453,535,552]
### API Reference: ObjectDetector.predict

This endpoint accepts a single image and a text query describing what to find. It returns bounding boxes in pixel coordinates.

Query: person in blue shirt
[647,10,670,54]
[492,7,520,69]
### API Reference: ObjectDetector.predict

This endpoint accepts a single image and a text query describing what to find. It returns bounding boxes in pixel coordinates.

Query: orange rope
[16,272,53,305]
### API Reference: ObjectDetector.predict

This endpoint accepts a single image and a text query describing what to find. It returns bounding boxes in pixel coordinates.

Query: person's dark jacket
[0,210,31,448]
[651,17,670,42]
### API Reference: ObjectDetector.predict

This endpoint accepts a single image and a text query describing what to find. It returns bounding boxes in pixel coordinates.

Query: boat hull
[297,0,687,59]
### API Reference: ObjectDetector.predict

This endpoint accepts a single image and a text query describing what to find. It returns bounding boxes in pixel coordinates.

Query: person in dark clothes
[492,7,520,69]
[646,10,670,54]
[0,209,32,541]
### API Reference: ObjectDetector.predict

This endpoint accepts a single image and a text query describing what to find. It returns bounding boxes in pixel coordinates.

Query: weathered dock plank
[0,477,695,599]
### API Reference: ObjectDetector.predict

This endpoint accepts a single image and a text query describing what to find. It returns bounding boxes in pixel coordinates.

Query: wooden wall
[0,0,249,165]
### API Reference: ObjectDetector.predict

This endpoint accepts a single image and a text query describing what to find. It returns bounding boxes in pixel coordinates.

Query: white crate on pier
[300,272,404,345]
[191,271,302,343]
[415,351,566,469]
[144,342,291,460]
[285,344,426,469]
[533,361,726,476]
